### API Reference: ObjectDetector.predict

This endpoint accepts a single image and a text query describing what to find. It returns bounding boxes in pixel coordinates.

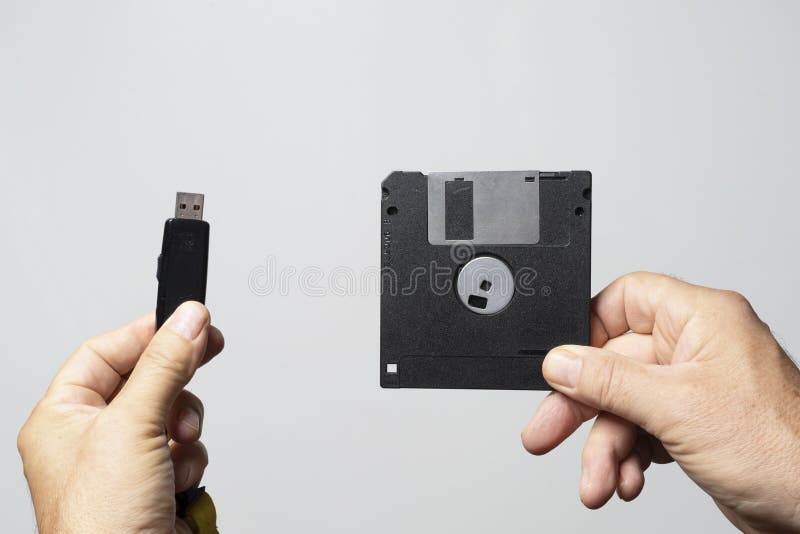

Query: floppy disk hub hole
[480,280,492,292]
[387,206,398,216]
[468,295,489,309]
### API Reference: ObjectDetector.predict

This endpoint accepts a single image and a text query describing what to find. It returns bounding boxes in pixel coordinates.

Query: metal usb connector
[175,192,205,220]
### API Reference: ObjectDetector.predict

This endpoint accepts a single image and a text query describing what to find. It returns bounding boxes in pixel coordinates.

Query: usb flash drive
[155,192,210,517]
[156,192,210,330]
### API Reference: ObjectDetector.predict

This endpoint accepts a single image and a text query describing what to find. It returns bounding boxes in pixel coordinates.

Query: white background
[2,1,798,532]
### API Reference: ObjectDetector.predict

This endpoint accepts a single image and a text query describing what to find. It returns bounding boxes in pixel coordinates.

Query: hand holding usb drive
[156,192,210,329]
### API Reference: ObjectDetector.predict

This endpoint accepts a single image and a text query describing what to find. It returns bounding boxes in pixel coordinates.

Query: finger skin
[542,344,673,434]
[650,443,672,465]
[616,432,657,501]
[526,274,800,531]
[114,302,210,427]
[48,313,156,405]
[524,333,655,455]
[167,390,204,444]
[104,329,223,404]
[171,441,208,493]
[575,333,655,506]
[525,313,664,509]
[541,343,676,507]
[580,413,638,508]
[47,317,223,408]
[18,306,223,534]
[522,392,596,455]
[591,272,698,353]
[617,452,645,502]
[202,326,225,366]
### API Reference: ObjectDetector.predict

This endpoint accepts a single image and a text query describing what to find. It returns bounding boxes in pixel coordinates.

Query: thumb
[542,345,670,430]
[114,301,210,426]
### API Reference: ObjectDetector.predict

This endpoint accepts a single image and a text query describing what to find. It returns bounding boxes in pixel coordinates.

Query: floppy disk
[380,170,592,390]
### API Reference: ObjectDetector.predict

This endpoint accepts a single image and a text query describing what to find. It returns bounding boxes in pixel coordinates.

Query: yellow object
[183,491,219,534]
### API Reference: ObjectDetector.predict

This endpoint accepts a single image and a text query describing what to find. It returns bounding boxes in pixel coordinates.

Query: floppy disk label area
[428,171,540,245]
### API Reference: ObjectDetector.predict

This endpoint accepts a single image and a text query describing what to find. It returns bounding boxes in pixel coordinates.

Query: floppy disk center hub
[456,256,515,314]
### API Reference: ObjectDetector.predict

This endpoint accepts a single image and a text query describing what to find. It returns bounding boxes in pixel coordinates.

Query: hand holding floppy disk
[521,273,800,532]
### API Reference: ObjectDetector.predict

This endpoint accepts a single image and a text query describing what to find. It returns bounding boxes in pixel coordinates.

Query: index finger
[47,313,156,406]
[590,272,702,361]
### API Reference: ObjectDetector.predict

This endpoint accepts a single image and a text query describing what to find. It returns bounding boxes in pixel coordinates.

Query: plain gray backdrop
[2,1,798,532]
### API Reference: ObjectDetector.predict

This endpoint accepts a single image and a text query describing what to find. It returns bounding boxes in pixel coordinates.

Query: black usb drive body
[156,192,210,329]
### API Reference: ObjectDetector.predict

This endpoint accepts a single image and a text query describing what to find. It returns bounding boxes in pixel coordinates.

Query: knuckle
[625,271,654,282]
[620,271,681,301]
[16,404,43,457]
[717,290,754,315]
[143,342,192,381]
[722,289,750,307]
[16,423,30,456]
[618,271,648,290]
[80,333,107,353]
[77,339,96,357]
[716,290,760,323]
[624,271,667,287]
[593,357,625,412]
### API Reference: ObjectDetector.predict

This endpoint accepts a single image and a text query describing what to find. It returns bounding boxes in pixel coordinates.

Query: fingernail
[166,302,208,340]
[180,407,201,433]
[543,349,582,388]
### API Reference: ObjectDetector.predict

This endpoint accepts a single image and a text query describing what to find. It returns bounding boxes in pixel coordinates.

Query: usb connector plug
[175,192,205,220]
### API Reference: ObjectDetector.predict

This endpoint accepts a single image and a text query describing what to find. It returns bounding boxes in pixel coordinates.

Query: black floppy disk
[380,171,592,390]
